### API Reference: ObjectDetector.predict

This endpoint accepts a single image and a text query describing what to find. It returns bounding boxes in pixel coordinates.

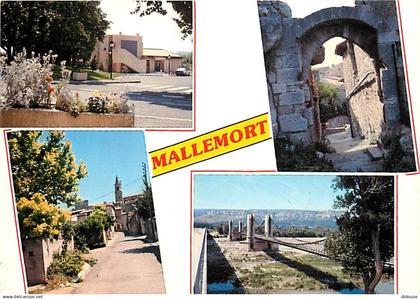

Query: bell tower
[115,175,123,204]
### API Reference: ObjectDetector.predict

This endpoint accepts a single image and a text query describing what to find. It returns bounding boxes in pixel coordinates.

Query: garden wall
[22,237,74,286]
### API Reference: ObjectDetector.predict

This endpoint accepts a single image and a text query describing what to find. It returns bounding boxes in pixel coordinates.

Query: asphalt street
[67,74,193,128]
[47,233,165,294]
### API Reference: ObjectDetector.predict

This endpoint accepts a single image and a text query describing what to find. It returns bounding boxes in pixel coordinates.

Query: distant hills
[194,209,344,229]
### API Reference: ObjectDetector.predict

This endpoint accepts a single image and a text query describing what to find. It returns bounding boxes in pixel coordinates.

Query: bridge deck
[253,235,394,274]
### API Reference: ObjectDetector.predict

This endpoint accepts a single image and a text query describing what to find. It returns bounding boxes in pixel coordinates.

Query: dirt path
[48,233,165,294]
[325,127,383,171]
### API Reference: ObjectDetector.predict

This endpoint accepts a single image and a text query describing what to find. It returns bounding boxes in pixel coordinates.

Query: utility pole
[142,162,155,241]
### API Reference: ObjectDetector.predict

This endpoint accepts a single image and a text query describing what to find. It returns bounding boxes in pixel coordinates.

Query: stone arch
[296,7,385,82]
[261,3,405,145]
[294,7,391,143]
[295,6,385,40]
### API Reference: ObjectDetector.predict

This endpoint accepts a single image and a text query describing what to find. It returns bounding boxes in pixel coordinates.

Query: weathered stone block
[272,83,287,94]
[278,89,305,106]
[286,81,303,92]
[289,130,312,145]
[278,105,293,115]
[274,54,300,69]
[303,107,314,126]
[293,104,306,113]
[381,78,398,98]
[384,97,401,127]
[303,86,311,100]
[267,71,277,84]
[279,113,308,132]
[378,43,395,62]
[378,30,400,44]
[276,68,300,83]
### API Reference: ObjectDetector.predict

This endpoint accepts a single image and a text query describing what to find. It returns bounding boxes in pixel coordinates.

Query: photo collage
[0,0,419,297]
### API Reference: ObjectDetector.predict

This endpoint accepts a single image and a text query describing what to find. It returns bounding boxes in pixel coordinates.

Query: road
[67,74,193,128]
[49,233,165,294]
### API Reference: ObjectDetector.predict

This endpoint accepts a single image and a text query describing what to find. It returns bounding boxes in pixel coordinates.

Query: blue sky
[194,175,344,211]
[46,131,150,206]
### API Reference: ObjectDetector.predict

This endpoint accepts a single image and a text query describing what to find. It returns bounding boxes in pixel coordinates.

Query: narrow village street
[48,232,165,294]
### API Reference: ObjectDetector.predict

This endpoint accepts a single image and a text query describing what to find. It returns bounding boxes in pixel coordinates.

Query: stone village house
[72,176,158,240]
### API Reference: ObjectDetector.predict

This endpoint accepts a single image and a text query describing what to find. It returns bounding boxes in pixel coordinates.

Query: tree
[318,82,347,123]
[90,205,115,231]
[0,1,109,64]
[136,163,155,219]
[74,206,114,250]
[131,1,192,39]
[8,131,87,207]
[17,193,70,239]
[325,176,394,294]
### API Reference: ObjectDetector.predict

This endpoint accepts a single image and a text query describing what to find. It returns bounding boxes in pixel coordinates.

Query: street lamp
[167,54,171,75]
[109,41,115,79]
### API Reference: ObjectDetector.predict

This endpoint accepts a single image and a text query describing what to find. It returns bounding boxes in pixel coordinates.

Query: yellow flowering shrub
[17,193,70,239]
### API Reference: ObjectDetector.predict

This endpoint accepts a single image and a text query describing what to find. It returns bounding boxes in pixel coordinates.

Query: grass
[237,253,360,293]
[51,65,121,81]
[87,70,121,81]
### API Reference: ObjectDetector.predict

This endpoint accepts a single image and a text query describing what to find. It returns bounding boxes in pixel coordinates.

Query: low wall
[22,237,74,286]
[141,218,158,242]
[0,108,134,128]
[193,228,207,294]
[72,72,88,81]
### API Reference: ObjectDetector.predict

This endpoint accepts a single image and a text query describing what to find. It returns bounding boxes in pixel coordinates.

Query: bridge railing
[193,228,207,294]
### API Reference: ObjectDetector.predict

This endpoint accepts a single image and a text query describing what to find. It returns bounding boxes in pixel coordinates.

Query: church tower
[115,175,123,204]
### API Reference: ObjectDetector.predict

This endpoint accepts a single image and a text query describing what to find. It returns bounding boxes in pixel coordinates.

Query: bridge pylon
[264,215,273,250]
[228,220,233,241]
[246,214,255,251]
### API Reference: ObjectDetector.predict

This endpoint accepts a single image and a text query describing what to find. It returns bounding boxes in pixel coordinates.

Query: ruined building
[259,0,413,150]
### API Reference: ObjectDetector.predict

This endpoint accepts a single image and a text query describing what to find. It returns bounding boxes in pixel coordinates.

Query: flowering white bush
[86,92,131,114]
[0,51,131,116]
[55,61,85,117]
[0,57,7,109]
[0,49,56,109]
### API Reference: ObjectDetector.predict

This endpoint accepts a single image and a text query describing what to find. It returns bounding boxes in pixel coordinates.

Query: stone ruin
[258,0,412,149]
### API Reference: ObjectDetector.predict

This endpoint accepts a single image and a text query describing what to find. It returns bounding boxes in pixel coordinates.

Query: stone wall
[339,42,385,141]
[22,237,74,286]
[140,218,158,242]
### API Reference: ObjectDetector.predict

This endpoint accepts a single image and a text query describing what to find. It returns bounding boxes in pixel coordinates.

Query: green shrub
[74,217,104,250]
[383,136,416,172]
[318,82,347,123]
[274,138,334,172]
[74,206,113,250]
[90,57,98,71]
[47,250,83,281]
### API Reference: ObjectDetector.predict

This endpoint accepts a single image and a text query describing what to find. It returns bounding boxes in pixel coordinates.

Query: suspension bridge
[226,214,394,274]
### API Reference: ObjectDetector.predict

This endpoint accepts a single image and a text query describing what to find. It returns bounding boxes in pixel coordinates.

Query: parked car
[175,68,190,76]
